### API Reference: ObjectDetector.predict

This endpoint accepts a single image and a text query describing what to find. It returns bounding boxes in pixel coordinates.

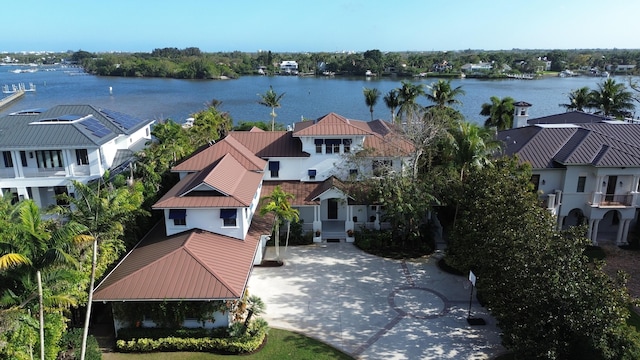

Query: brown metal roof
[154,154,263,209]
[292,113,373,136]
[260,181,321,206]
[228,131,309,157]
[172,136,266,172]
[93,223,259,301]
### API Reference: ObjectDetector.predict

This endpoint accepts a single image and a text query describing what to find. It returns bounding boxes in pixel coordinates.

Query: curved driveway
[248,243,505,359]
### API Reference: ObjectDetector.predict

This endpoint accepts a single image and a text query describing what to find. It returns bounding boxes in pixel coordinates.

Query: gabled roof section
[172,135,266,172]
[154,153,263,209]
[292,113,372,136]
[93,224,259,301]
[527,111,609,125]
[357,120,414,157]
[0,105,151,149]
[228,131,308,157]
[308,176,351,201]
[498,120,640,169]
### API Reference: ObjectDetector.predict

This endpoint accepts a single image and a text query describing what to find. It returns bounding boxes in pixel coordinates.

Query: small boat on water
[365,70,376,77]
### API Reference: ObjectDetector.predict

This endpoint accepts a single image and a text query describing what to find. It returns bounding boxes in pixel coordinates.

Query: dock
[0,90,25,110]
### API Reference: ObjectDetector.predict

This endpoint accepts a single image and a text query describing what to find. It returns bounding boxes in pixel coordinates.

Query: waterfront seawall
[0,90,25,110]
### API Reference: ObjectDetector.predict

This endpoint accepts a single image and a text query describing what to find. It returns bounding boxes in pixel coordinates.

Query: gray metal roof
[0,105,152,150]
[498,121,640,169]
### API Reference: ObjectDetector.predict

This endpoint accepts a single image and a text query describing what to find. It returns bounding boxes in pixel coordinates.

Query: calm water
[0,65,631,126]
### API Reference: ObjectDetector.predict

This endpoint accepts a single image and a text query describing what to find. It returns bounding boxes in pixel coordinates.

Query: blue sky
[4,0,640,53]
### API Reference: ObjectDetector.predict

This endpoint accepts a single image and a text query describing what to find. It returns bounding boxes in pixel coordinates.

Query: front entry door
[328,199,338,219]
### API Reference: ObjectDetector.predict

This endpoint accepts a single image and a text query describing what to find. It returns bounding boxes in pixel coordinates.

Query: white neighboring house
[0,105,153,209]
[499,109,640,245]
[92,112,413,333]
[279,60,298,75]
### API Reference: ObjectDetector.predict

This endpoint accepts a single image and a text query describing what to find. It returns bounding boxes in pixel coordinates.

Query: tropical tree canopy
[589,78,636,118]
[363,87,381,121]
[259,185,299,260]
[383,89,401,124]
[559,86,591,112]
[396,81,425,125]
[425,79,465,109]
[257,86,286,131]
[481,96,515,130]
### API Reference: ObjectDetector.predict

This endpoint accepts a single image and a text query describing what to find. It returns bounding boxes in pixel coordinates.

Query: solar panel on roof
[100,108,142,130]
[81,117,113,138]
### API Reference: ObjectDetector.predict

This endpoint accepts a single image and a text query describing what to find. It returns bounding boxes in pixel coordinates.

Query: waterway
[0,65,633,126]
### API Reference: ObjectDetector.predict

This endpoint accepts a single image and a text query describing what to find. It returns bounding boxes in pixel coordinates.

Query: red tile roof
[153,153,263,209]
[93,223,259,301]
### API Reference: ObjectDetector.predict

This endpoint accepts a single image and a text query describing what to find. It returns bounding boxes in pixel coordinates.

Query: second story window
[220,208,238,227]
[169,209,187,226]
[576,176,586,193]
[76,149,89,165]
[343,139,351,153]
[2,151,13,168]
[35,150,63,169]
[325,139,341,154]
[20,151,27,167]
[530,174,540,192]
[315,139,323,154]
[268,161,280,178]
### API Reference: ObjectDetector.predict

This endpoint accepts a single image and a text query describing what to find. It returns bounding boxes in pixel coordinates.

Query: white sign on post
[468,270,476,287]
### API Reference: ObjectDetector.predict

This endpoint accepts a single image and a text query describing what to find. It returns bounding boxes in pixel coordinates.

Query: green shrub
[58,328,102,360]
[115,320,268,354]
[117,326,227,341]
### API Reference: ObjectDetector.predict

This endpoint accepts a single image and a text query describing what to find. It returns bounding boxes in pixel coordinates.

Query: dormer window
[169,209,187,226]
[220,208,238,227]
[308,169,316,180]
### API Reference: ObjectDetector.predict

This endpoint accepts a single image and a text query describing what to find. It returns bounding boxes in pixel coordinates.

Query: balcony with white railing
[22,167,67,178]
[0,168,15,178]
[590,192,637,208]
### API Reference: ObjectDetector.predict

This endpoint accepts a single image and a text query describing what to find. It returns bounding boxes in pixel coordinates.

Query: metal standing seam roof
[92,223,259,301]
[153,154,263,209]
[499,121,640,169]
[228,131,309,157]
[292,113,373,136]
[0,105,152,149]
[172,135,266,173]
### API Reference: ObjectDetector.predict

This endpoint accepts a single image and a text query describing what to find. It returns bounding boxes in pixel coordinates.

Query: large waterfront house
[92,112,413,332]
[499,104,640,245]
[0,105,153,209]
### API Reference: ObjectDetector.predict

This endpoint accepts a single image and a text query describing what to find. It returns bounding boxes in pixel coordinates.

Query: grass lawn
[102,328,353,360]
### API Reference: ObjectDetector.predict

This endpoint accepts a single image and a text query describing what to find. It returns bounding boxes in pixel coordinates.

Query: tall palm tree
[425,79,465,109]
[589,78,636,118]
[383,89,401,124]
[257,86,286,131]
[396,81,425,125]
[363,87,381,121]
[481,96,515,130]
[56,180,146,360]
[259,185,299,261]
[560,86,591,112]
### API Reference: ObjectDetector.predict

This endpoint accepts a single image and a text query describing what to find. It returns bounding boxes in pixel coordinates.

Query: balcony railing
[22,168,66,177]
[0,168,14,178]
[591,192,635,207]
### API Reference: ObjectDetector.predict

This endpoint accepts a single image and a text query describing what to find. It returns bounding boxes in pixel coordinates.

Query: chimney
[513,101,532,128]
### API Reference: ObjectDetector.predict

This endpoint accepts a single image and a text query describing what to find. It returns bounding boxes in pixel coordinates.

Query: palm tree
[425,79,465,109]
[383,89,401,124]
[259,185,299,261]
[396,81,425,125]
[589,78,636,118]
[560,86,591,112]
[363,87,381,121]
[257,86,286,131]
[56,180,146,360]
[481,96,516,130]
[446,122,501,181]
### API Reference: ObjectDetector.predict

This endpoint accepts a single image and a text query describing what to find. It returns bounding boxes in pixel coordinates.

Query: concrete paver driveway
[248,242,505,359]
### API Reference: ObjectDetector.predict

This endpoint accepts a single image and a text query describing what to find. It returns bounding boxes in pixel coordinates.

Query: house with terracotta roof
[93,112,413,332]
[0,105,153,208]
[498,110,640,245]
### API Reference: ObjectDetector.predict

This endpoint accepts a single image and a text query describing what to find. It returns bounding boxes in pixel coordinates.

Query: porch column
[616,218,627,245]
[586,219,595,242]
[557,215,565,231]
[622,219,632,244]
[591,219,601,245]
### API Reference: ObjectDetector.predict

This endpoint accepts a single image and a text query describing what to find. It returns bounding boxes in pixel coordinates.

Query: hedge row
[117,326,228,341]
[116,323,267,354]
